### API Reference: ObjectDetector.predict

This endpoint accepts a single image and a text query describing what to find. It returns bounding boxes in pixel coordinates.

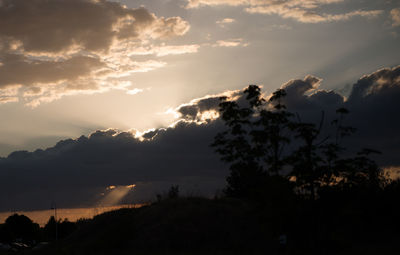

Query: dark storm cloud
[277,66,400,166]
[280,75,328,110]
[343,66,400,165]
[177,97,225,121]
[175,90,243,121]
[1,66,400,211]
[348,66,400,101]
[0,120,227,211]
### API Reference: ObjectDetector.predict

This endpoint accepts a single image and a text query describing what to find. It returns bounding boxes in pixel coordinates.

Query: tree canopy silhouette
[212,85,293,199]
[212,85,387,200]
[0,214,40,242]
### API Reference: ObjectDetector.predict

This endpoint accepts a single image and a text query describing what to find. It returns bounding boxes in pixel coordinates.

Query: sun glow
[0,204,143,227]
[100,184,137,206]
[199,110,220,122]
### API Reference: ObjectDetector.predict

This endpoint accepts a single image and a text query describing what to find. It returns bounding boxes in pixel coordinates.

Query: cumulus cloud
[0,85,19,104]
[246,7,382,23]
[270,24,292,30]
[128,44,200,57]
[216,18,236,27]
[390,8,400,27]
[186,0,248,8]
[213,38,249,47]
[1,66,400,211]
[0,54,106,88]
[0,0,191,106]
[186,0,383,23]
[126,88,144,95]
[0,0,189,54]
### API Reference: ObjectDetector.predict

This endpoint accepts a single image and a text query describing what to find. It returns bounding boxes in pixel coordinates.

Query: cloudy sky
[0,0,400,211]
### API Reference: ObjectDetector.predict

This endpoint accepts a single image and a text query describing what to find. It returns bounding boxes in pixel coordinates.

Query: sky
[0,0,400,211]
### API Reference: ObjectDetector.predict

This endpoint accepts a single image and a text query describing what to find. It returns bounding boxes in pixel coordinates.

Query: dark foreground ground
[1,192,399,255]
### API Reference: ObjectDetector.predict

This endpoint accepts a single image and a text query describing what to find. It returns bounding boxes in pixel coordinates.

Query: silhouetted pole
[51,202,58,241]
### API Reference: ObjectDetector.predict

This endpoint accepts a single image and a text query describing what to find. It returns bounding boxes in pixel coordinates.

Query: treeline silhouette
[0,85,399,255]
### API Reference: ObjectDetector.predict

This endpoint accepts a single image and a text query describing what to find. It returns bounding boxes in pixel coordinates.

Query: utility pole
[51,202,58,241]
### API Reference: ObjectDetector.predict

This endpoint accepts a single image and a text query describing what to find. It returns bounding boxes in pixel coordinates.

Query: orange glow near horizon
[0,204,144,227]
[385,166,400,180]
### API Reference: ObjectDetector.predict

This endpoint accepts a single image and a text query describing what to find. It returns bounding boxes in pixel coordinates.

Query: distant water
[0,204,142,226]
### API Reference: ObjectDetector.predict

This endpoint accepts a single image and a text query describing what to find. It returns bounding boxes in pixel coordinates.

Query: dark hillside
[16,183,400,255]
[31,198,274,255]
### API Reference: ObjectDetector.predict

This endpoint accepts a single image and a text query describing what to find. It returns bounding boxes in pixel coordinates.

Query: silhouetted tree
[290,108,387,200]
[212,85,294,199]
[0,214,40,242]
[213,85,388,200]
